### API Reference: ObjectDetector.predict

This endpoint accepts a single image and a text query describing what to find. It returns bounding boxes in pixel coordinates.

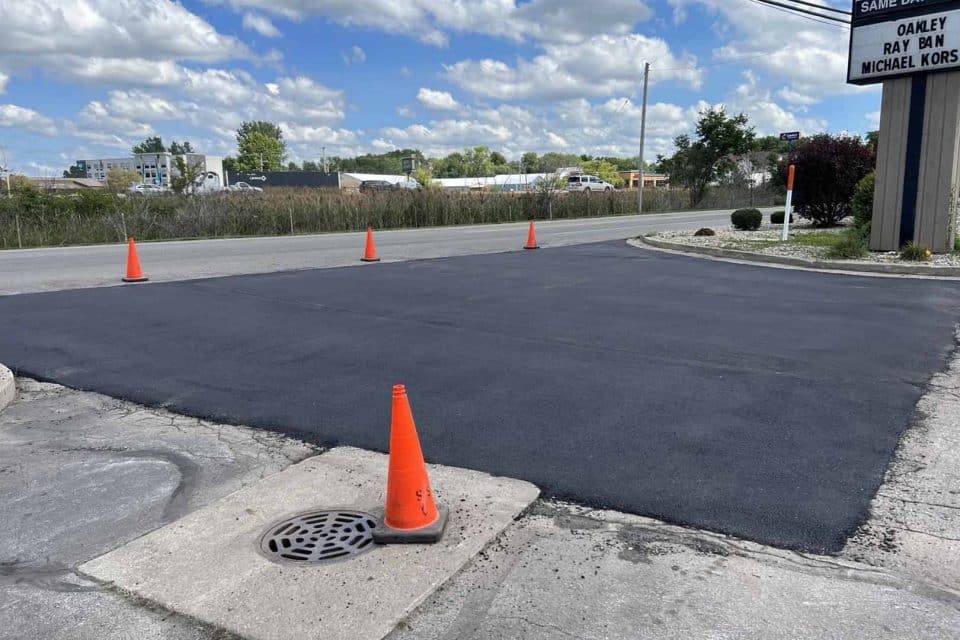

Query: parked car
[566,175,614,193]
[394,179,421,190]
[359,180,395,193]
[128,183,168,196]
[228,181,263,192]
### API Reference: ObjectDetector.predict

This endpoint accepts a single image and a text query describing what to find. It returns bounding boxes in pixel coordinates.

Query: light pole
[321,147,327,173]
[638,61,650,214]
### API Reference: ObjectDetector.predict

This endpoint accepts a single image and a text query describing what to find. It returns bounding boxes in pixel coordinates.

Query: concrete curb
[632,236,960,280]
[0,364,15,413]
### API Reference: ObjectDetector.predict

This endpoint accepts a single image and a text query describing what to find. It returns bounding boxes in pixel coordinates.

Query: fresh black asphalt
[1,241,958,553]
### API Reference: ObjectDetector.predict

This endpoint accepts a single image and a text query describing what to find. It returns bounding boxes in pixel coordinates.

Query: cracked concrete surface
[843,333,960,593]
[0,378,316,640]
[388,500,960,640]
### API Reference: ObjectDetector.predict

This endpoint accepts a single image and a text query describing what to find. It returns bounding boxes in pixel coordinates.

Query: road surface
[0,208,763,294]
[1,241,956,553]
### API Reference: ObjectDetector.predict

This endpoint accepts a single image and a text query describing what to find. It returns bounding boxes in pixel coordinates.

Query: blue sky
[0,0,879,175]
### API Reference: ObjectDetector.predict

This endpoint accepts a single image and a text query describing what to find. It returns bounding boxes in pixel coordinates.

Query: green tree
[463,146,495,177]
[521,152,540,173]
[105,168,142,192]
[302,161,320,171]
[413,167,438,189]
[539,152,582,172]
[132,136,166,154]
[433,152,465,178]
[63,163,86,178]
[170,156,204,194]
[581,159,624,187]
[168,140,194,155]
[662,108,755,206]
[235,121,286,171]
[287,161,300,171]
[222,157,239,174]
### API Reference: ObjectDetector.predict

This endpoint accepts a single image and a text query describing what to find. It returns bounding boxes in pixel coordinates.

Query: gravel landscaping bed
[649,224,960,267]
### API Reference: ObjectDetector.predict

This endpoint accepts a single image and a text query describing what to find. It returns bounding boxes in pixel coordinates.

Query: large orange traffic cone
[121,237,149,282]
[373,384,447,544]
[361,227,381,262]
[524,220,539,250]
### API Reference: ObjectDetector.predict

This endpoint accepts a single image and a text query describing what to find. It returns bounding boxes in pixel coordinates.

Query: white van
[566,175,614,193]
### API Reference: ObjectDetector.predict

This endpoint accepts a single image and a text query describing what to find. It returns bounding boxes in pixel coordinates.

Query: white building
[78,153,224,189]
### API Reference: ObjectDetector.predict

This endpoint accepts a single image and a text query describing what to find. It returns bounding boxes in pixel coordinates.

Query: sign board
[853,0,956,24]
[228,171,340,188]
[848,1,960,84]
[401,157,417,174]
[779,131,801,141]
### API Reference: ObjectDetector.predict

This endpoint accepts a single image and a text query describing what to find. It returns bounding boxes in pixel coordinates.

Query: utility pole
[321,147,327,173]
[638,61,650,215]
[0,146,10,197]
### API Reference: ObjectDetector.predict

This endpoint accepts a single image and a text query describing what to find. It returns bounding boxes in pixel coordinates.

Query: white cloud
[668,0,872,103]
[866,110,881,129]
[446,35,702,101]
[0,104,58,135]
[0,73,8,94]
[243,13,281,37]
[377,97,696,160]
[416,88,461,112]
[397,105,416,118]
[728,72,827,136]
[341,46,367,65]
[1,0,250,65]
[209,0,652,47]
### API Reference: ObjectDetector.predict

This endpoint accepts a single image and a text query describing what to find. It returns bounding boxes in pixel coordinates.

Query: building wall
[80,153,223,188]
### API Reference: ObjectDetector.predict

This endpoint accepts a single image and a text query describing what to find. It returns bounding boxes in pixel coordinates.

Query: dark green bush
[899,242,932,261]
[777,134,875,227]
[852,172,875,229]
[693,227,716,236]
[770,210,793,224]
[731,208,763,231]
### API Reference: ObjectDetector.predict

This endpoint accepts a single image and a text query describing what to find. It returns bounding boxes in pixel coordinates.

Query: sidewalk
[1,374,958,639]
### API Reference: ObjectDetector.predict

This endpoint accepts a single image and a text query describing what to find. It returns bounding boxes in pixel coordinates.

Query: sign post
[782,164,796,242]
[848,0,960,253]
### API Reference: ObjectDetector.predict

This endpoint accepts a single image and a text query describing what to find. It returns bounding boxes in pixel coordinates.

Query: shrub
[776,134,875,227]
[826,230,868,259]
[770,210,794,224]
[693,227,716,236]
[851,172,875,229]
[899,242,932,261]
[731,208,762,231]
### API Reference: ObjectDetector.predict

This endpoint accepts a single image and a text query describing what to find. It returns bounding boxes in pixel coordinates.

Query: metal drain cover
[259,510,377,564]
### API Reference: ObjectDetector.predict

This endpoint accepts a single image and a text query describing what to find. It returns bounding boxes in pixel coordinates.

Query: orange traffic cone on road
[524,220,539,250]
[361,227,381,262]
[121,238,148,283]
[373,384,448,544]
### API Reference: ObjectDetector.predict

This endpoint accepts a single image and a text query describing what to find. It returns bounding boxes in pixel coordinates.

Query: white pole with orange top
[781,164,795,242]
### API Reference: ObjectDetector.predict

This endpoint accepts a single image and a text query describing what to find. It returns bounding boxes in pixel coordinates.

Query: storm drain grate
[258,510,378,564]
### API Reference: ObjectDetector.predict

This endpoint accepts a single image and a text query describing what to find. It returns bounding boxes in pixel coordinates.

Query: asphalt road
[2,242,957,553]
[0,208,759,294]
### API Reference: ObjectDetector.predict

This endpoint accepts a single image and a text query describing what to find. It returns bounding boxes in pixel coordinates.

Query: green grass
[787,232,844,248]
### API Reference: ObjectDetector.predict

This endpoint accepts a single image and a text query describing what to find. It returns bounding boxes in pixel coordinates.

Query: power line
[786,0,851,15]
[748,0,851,25]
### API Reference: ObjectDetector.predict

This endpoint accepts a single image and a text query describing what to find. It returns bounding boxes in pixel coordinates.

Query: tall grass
[0,185,780,249]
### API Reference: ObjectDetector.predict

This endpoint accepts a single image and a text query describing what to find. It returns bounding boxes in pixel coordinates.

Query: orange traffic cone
[373,384,448,544]
[524,220,539,250]
[121,238,149,282]
[361,227,381,262]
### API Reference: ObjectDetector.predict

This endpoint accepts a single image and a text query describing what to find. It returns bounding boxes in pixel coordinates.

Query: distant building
[78,153,224,189]
[617,171,670,189]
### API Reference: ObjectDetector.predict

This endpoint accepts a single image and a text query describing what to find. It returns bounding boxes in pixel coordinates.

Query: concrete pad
[389,501,960,640]
[80,447,539,640]
[0,364,14,412]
